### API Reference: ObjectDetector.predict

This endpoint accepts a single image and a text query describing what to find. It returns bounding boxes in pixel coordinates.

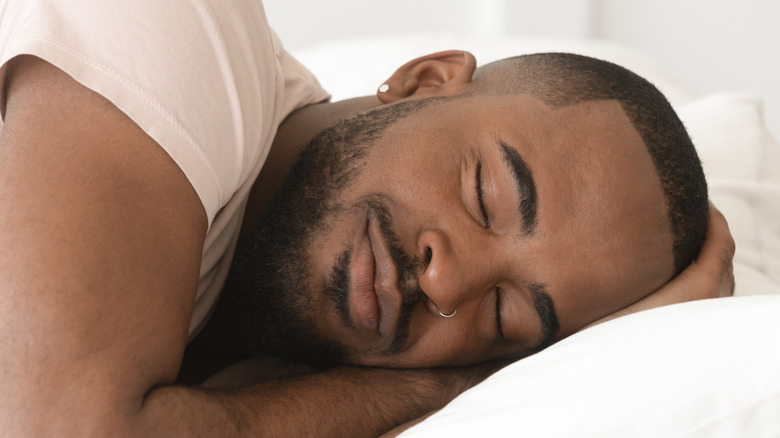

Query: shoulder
[2,54,207,244]
[1,0,287,224]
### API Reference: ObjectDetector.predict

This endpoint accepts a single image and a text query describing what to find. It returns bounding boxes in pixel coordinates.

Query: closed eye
[495,287,505,342]
[476,161,490,228]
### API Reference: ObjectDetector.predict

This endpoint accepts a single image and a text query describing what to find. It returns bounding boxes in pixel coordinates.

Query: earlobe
[376,50,477,104]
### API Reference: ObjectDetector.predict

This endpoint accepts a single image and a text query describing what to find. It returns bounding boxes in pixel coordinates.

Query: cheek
[362,164,443,204]
[361,133,459,198]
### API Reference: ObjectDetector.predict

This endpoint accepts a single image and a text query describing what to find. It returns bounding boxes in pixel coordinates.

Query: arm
[589,203,736,327]
[0,57,483,437]
[142,365,492,437]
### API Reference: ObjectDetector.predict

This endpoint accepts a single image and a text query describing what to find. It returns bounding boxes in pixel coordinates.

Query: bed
[293,34,780,436]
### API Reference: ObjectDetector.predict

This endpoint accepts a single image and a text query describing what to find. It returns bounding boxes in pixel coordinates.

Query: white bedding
[293,35,780,436]
[402,296,780,437]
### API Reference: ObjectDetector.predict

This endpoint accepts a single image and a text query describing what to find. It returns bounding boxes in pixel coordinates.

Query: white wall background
[264,0,780,139]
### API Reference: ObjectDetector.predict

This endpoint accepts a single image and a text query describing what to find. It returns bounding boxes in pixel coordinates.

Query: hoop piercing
[378,83,390,93]
[438,308,457,318]
[431,302,457,318]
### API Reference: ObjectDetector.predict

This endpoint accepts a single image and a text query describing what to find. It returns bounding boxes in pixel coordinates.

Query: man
[0,1,733,437]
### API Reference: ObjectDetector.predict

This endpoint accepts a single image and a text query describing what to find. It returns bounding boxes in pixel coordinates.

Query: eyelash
[495,287,505,342]
[475,161,490,228]
[476,162,503,340]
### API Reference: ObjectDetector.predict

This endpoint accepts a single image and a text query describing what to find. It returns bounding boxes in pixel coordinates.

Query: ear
[376,50,477,104]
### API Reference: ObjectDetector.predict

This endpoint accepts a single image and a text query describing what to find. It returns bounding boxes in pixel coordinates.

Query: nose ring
[438,308,457,318]
[431,302,457,318]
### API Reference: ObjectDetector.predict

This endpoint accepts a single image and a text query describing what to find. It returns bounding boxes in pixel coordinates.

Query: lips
[348,213,402,339]
[348,221,379,333]
[367,213,402,340]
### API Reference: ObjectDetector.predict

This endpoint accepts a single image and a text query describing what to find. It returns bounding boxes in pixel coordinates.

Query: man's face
[234,94,674,368]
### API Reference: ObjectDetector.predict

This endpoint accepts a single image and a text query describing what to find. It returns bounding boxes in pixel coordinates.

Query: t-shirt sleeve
[270,28,331,124]
[0,0,328,226]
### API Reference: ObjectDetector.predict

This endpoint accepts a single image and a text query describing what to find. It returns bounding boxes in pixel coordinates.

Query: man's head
[227,51,708,369]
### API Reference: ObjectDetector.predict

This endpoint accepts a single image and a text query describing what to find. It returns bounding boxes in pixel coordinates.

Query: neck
[241,95,381,231]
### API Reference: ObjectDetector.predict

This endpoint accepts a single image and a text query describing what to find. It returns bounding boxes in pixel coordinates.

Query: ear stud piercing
[378,83,390,93]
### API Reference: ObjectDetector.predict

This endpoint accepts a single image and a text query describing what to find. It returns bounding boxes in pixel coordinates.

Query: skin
[0,51,734,437]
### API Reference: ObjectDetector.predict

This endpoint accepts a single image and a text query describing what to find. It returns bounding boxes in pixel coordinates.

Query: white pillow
[399,296,780,437]
[678,94,780,296]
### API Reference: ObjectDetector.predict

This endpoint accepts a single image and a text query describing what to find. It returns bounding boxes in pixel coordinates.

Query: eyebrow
[498,139,538,236]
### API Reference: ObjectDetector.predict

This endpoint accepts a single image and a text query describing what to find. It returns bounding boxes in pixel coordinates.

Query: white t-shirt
[0,0,330,337]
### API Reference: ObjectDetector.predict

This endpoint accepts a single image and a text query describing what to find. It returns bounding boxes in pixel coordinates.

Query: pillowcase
[399,296,780,437]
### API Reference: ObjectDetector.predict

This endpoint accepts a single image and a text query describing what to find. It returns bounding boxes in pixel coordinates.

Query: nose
[417,228,496,316]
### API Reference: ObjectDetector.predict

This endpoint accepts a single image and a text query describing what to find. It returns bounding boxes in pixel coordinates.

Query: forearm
[139,367,464,438]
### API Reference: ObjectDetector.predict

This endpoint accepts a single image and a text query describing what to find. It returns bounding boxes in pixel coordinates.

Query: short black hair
[477,53,708,274]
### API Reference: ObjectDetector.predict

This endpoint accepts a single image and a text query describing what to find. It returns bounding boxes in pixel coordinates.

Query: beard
[225,98,446,369]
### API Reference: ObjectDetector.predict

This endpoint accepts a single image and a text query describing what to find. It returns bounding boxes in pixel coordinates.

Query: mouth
[348,211,402,339]
[348,219,379,333]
